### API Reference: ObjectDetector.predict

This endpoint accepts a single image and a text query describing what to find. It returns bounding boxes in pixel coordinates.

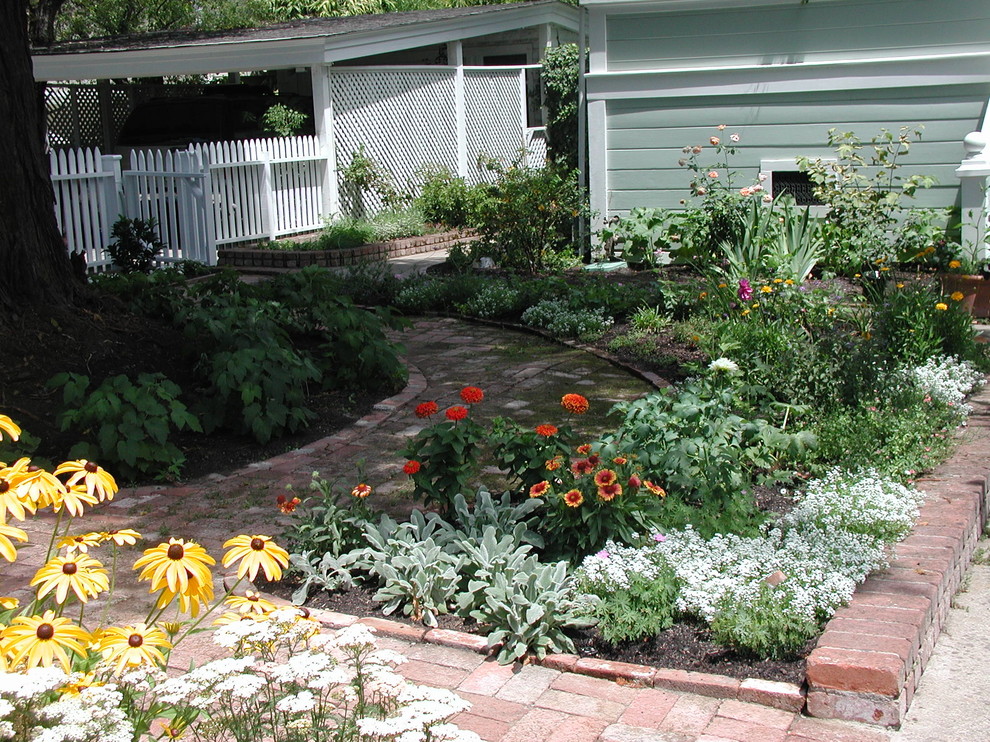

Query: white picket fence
[50,136,326,271]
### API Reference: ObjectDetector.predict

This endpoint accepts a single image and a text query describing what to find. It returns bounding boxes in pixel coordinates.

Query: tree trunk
[1,0,77,310]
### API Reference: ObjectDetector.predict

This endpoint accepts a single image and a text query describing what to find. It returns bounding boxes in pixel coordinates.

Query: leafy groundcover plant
[0,413,479,742]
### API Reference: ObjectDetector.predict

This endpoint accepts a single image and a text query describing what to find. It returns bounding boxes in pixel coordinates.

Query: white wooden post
[99,153,123,252]
[450,41,468,179]
[260,143,277,242]
[311,64,339,216]
[518,67,529,165]
[956,131,990,264]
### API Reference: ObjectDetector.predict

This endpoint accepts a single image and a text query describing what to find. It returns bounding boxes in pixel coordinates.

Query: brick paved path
[0,316,892,742]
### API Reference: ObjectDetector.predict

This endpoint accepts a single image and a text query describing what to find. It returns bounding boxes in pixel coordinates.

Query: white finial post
[955,131,990,264]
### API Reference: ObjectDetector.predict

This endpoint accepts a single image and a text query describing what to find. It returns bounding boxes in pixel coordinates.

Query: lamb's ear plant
[371,538,463,627]
[448,489,544,547]
[467,559,596,664]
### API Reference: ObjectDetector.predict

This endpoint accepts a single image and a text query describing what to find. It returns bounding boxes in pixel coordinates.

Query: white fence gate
[50,136,326,271]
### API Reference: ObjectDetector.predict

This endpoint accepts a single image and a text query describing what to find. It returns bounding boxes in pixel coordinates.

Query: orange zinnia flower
[460,386,484,404]
[415,401,439,418]
[445,405,468,421]
[529,480,551,498]
[563,489,583,508]
[403,460,421,475]
[561,394,589,415]
[535,424,558,437]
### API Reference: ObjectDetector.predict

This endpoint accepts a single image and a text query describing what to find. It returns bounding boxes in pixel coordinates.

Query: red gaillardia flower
[587,454,600,466]
[460,386,484,404]
[575,444,592,455]
[612,456,628,465]
[563,489,584,508]
[445,405,468,422]
[275,495,301,513]
[529,480,551,498]
[644,480,667,497]
[403,460,421,475]
[561,394,590,415]
[535,424,558,438]
[597,483,622,501]
[545,456,563,471]
[627,475,642,490]
[415,401,439,418]
[594,469,617,487]
[351,483,372,498]
[571,459,594,476]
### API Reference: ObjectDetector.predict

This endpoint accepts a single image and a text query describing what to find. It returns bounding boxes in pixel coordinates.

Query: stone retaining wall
[805,387,990,726]
[217,230,477,270]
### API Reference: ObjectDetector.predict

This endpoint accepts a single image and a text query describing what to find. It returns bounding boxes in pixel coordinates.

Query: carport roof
[32,0,579,80]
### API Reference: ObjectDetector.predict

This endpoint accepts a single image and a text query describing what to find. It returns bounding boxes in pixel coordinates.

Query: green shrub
[262,103,308,137]
[543,43,579,171]
[316,216,377,250]
[416,166,485,228]
[49,372,200,481]
[105,216,166,274]
[473,158,587,274]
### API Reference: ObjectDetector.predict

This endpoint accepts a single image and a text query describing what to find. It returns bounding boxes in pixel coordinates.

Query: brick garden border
[242,318,988,727]
[217,230,477,270]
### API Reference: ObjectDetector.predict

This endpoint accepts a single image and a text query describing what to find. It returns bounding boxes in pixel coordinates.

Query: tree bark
[1,0,77,310]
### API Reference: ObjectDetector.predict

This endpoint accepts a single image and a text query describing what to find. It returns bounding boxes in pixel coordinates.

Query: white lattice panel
[331,69,457,215]
[465,69,525,183]
[46,85,102,148]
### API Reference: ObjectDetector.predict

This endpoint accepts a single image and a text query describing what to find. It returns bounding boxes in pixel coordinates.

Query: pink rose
[710,136,720,146]
[707,170,719,179]
[730,133,740,142]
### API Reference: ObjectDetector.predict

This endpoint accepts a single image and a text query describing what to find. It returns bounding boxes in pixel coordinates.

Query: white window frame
[760,157,834,217]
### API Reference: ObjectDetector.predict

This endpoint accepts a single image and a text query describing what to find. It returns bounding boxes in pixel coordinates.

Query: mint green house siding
[583,0,990,221]
[606,85,990,213]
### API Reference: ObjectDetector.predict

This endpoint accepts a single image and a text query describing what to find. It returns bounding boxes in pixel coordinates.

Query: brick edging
[805,385,990,727]
[217,230,478,270]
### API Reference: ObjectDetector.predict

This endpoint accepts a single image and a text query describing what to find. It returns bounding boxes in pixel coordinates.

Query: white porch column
[956,131,990,264]
[449,41,468,179]
[311,63,339,216]
[588,99,608,230]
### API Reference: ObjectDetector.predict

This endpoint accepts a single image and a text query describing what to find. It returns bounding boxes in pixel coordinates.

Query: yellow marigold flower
[31,553,109,604]
[935,302,948,311]
[752,302,760,308]
[717,283,727,288]
[880,266,889,272]
[0,523,28,563]
[56,533,103,554]
[784,279,795,285]
[9,459,67,510]
[760,285,773,293]
[950,291,965,302]
[2,611,91,672]
[97,623,170,675]
[133,538,215,596]
[102,529,141,547]
[0,416,20,443]
[949,260,961,269]
[773,278,784,284]
[222,535,289,582]
[53,460,118,503]
[741,309,751,317]
[224,590,277,615]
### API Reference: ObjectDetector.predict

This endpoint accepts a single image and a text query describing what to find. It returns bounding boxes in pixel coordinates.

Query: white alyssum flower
[907,355,984,408]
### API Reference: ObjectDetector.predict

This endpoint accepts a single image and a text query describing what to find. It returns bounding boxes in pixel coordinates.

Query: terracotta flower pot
[941,273,983,315]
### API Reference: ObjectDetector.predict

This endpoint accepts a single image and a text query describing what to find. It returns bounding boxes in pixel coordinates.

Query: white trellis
[329,65,544,214]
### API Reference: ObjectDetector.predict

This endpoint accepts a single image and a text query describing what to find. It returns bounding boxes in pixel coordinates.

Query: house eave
[32,2,580,81]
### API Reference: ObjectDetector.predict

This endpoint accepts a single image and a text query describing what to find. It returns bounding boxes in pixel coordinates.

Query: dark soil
[0,295,384,484]
[261,575,808,685]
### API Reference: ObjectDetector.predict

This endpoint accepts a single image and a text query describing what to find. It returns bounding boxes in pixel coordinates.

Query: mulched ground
[261,576,808,685]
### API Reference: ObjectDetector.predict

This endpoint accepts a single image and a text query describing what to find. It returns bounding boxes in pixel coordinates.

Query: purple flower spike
[738,279,753,302]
